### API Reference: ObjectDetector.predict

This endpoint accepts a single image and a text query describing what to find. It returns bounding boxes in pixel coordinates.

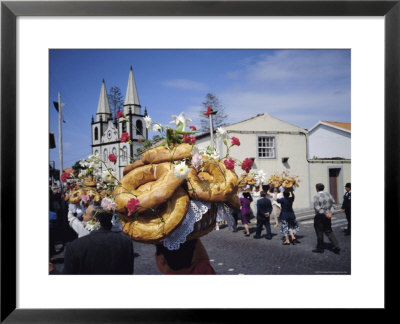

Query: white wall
[308,124,351,159]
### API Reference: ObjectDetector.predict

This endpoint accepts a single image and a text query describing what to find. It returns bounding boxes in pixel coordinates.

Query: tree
[199,93,228,133]
[108,86,124,120]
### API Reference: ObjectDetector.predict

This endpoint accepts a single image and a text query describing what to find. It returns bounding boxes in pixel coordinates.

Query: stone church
[91,67,148,179]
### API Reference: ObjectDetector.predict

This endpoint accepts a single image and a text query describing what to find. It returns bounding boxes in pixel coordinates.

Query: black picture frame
[1,0,397,322]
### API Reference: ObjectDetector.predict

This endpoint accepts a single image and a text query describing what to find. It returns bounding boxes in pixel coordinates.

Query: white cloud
[219,50,351,129]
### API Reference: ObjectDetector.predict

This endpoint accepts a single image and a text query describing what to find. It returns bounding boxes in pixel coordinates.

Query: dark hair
[243,192,251,199]
[95,209,113,230]
[156,239,197,271]
[283,191,290,198]
[316,183,325,192]
[262,184,270,192]
[260,191,267,197]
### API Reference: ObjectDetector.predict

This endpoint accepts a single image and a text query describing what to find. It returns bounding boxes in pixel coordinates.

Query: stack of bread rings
[268,174,300,190]
[113,143,241,244]
[64,177,102,205]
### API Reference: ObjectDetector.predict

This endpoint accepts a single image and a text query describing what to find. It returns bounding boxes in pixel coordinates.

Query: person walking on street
[312,183,341,254]
[274,190,299,245]
[253,191,273,240]
[240,191,253,236]
[268,187,283,228]
[340,182,351,236]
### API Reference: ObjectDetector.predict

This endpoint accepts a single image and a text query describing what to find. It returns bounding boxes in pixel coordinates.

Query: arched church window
[104,149,108,161]
[122,121,127,133]
[136,120,143,136]
[95,150,99,156]
[112,147,117,158]
[94,127,98,140]
[122,146,127,161]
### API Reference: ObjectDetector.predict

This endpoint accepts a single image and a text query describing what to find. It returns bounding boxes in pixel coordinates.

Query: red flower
[231,137,240,146]
[108,153,117,164]
[183,134,191,143]
[117,110,124,119]
[241,158,253,173]
[189,125,197,131]
[61,172,71,183]
[120,132,130,143]
[204,106,212,116]
[127,198,140,216]
[224,158,235,170]
[183,134,196,144]
[138,138,142,144]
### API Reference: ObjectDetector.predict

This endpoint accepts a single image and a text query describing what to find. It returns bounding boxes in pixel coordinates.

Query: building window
[104,149,108,161]
[258,136,276,158]
[95,150,99,156]
[122,146,127,161]
[136,120,143,136]
[94,127,98,140]
[122,121,127,133]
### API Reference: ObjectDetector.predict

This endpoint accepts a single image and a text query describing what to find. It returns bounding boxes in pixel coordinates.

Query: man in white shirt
[312,183,340,254]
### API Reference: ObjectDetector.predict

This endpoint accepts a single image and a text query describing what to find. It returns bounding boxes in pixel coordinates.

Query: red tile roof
[322,121,351,131]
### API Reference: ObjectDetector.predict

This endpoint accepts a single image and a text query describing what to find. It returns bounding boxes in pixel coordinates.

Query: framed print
[1,0,398,321]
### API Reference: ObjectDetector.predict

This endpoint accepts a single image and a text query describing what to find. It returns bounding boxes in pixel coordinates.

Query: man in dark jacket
[63,210,134,274]
[340,182,351,235]
[254,191,273,240]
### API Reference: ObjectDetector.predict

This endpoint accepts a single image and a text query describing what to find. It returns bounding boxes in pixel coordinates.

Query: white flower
[173,161,190,179]
[191,152,203,170]
[144,115,152,129]
[79,159,88,168]
[152,123,162,132]
[255,169,266,186]
[78,169,87,178]
[88,154,100,163]
[211,148,220,159]
[101,197,117,211]
[102,169,116,183]
[216,127,228,139]
[170,112,192,131]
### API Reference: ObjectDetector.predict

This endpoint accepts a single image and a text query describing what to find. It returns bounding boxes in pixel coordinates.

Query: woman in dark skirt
[240,192,253,236]
[274,190,299,245]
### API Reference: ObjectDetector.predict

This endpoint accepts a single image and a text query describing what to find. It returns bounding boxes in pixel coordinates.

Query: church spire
[96,79,111,122]
[124,66,141,115]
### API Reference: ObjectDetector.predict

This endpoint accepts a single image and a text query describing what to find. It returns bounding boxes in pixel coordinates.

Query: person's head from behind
[95,209,114,231]
[316,183,325,192]
[82,201,100,223]
[243,192,251,199]
[260,191,267,198]
[283,190,290,198]
[155,239,198,273]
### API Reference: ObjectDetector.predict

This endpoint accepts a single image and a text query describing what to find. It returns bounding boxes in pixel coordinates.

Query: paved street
[132,211,350,275]
[52,211,350,275]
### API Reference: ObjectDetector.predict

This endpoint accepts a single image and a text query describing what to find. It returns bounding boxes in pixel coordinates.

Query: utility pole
[58,91,64,194]
[209,113,214,150]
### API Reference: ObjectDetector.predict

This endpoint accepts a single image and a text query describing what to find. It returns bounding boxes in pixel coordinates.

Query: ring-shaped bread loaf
[187,157,238,202]
[120,186,190,243]
[68,188,85,204]
[123,159,145,176]
[113,162,184,215]
[141,143,193,164]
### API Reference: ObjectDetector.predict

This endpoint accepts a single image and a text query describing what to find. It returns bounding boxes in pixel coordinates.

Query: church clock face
[107,130,112,139]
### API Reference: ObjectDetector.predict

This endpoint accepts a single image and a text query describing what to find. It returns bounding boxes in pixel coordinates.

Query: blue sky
[49,49,350,169]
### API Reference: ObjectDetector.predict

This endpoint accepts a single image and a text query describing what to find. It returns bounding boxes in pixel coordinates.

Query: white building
[308,121,351,159]
[196,114,351,210]
[307,121,351,205]
[91,67,148,179]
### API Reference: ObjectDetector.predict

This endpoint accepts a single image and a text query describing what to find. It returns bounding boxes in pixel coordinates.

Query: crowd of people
[224,182,351,254]
[49,181,351,275]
